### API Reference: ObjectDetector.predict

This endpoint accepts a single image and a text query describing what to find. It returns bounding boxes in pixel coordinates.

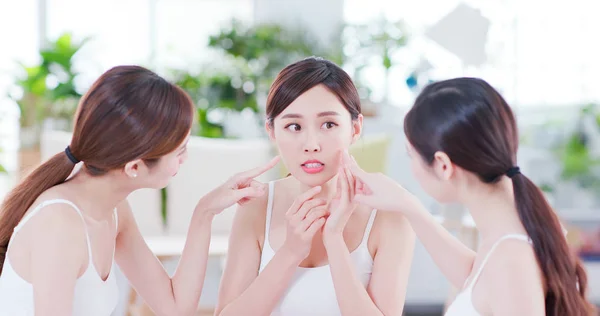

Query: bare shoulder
[369,210,415,253]
[479,238,544,313]
[231,182,271,242]
[27,201,87,260]
[236,185,269,221]
[482,238,542,295]
[373,210,415,240]
[487,238,538,273]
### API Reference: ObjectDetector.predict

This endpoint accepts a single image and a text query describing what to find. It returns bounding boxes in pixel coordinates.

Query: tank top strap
[360,209,378,246]
[9,199,93,260]
[466,233,532,290]
[113,207,118,230]
[264,181,275,242]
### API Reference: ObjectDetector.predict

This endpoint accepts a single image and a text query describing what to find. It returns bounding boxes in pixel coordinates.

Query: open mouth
[301,160,325,174]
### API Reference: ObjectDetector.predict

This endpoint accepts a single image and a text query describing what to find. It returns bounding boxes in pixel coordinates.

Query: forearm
[403,201,475,288]
[325,235,383,316]
[218,248,299,316]
[170,209,215,315]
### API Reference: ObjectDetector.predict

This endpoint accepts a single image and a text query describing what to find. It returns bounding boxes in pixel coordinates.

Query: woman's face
[268,84,362,187]
[136,135,190,190]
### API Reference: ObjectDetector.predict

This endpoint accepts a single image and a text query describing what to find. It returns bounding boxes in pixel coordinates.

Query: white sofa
[165,136,278,236]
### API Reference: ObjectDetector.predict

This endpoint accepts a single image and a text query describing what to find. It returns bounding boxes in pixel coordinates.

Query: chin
[152,178,172,190]
[293,171,336,187]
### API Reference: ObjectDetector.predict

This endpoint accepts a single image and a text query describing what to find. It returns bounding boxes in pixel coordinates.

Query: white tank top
[258,181,377,316]
[445,234,532,316]
[0,199,119,316]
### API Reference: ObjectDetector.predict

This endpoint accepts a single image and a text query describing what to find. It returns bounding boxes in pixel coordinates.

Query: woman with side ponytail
[0,65,279,316]
[343,77,595,315]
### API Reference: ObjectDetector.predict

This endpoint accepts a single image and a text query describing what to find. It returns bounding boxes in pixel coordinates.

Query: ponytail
[511,173,595,315]
[0,151,76,274]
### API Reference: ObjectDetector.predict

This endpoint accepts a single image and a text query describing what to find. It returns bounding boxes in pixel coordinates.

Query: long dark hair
[0,65,194,274]
[404,77,594,315]
[266,56,361,125]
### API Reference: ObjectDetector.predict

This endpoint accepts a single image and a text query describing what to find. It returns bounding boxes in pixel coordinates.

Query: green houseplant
[341,16,409,106]
[172,19,322,139]
[9,32,88,148]
[555,103,600,189]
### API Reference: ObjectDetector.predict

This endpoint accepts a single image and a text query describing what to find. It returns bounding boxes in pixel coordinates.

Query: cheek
[160,156,181,177]
[275,135,297,159]
[411,160,438,192]
[411,160,455,202]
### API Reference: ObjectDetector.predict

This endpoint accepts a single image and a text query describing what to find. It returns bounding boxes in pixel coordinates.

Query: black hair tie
[65,146,80,164]
[506,166,520,178]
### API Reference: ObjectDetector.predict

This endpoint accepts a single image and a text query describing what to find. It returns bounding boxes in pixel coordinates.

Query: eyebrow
[280,111,341,119]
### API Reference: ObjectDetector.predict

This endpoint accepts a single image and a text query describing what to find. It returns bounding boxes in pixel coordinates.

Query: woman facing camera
[215,57,416,316]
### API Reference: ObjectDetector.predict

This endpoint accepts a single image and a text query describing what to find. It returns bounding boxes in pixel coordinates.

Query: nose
[303,132,320,153]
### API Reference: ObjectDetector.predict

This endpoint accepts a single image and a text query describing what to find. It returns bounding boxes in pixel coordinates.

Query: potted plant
[9,32,87,150]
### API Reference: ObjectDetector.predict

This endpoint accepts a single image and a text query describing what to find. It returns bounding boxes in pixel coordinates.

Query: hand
[197,156,280,215]
[344,152,419,214]
[280,186,328,263]
[323,166,357,238]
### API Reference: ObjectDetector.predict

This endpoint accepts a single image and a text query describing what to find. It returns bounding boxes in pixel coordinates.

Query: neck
[459,177,526,245]
[64,169,133,220]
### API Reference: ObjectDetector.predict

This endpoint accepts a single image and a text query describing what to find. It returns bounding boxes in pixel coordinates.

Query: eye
[321,122,337,129]
[285,123,301,132]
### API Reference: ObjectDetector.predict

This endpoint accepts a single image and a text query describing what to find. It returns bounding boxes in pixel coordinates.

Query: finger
[238,156,281,180]
[342,150,353,166]
[249,180,265,190]
[339,167,350,201]
[346,154,365,177]
[304,217,326,238]
[292,198,326,222]
[286,186,322,217]
[298,206,328,231]
[344,167,355,199]
[234,186,265,201]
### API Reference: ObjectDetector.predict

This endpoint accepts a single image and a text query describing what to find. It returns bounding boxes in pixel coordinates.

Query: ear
[123,159,144,179]
[432,151,454,180]
[265,121,275,142]
[351,114,363,144]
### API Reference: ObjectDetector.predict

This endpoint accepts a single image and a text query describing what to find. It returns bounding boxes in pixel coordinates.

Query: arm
[346,153,476,289]
[115,200,214,316]
[485,243,544,315]
[215,201,299,316]
[116,156,280,316]
[324,212,415,316]
[31,205,88,316]
[367,212,415,315]
[403,201,476,289]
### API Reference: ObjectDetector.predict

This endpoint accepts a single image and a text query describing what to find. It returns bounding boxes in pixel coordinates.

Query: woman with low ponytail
[0,65,279,316]
[344,77,595,315]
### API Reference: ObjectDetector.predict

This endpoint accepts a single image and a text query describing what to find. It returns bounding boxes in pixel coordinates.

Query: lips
[301,160,325,174]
